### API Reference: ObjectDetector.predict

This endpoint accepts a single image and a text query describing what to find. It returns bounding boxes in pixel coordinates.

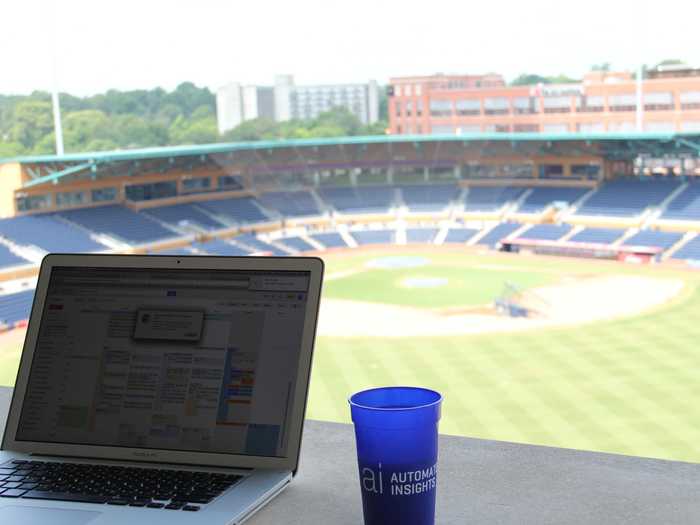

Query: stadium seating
[0,244,31,269]
[197,197,270,224]
[464,186,526,211]
[405,228,439,243]
[517,187,590,213]
[308,232,348,249]
[258,191,321,217]
[0,290,34,326]
[662,183,700,221]
[443,228,479,244]
[399,184,460,211]
[142,203,226,230]
[193,239,250,256]
[569,227,626,244]
[57,205,175,244]
[319,186,396,213]
[350,229,395,245]
[519,224,572,241]
[477,223,522,246]
[277,236,316,252]
[577,179,680,216]
[232,233,288,256]
[0,214,108,253]
[622,230,684,250]
[671,235,700,260]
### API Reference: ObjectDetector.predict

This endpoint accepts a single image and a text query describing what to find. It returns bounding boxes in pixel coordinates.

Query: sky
[2,0,700,96]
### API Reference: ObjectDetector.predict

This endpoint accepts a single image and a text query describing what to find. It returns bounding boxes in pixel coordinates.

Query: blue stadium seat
[569,228,626,244]
[0,215,108,253]
[519,224,572,241]
[0,290,34,325]
[400,184,460,211]
[308,232,348,248]
[233,233,288,256]
[0,244,31,269]
[57,205,175,244]
[672,236,700,261]
[518,187,589,213]
[193,239,250,256]
[350,230,395,245]
[477,223,522,246]
[405,228,439,243]
[319,186,396,213]
[465,187,526,211]
[623,230,683,250]
[577,180,680,217]
[197,197,269,224]
[443,228,479,243]
[142,203,226,230]
[662,183,700,221]
[277,237,316,252]
[258,191,320,217]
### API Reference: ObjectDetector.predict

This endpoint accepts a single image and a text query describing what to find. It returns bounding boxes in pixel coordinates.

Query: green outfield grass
[308,250,700,463]
[0,249,699,463]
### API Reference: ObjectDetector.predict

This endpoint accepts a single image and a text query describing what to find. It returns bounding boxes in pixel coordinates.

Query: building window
[55,191,85,207]
[543,123,568,133]
[609,94,636,112]
[579,95,604,112]
[644,121,675,132]
[218,175,243,190]
[572,164,601,179]
[455,99,481,116]
[609,121,635,132]
[681,121,700,131]
[125,181,178,201]
[540,164,564,179]
[91,187,118,202]
[16,194,51,212]
[577,122,605,133]
[415,84,422,96]
[483,124,510,132]
[513,123,539,132]
[483,97,509,115]
[429,99,452,117]
[430,124,454,135]
[513,97,538,114]
[543,96,571,114]
[395,85,402,97]
[456,125,481,134]
[182,177,211,193]
[644,92,673,111]
[395,101,402,117]
[416,100,423,117]
[680,91,700,110]
[405,100,413,117]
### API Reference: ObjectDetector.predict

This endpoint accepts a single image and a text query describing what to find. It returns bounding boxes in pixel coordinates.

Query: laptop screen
[15,266,311,459]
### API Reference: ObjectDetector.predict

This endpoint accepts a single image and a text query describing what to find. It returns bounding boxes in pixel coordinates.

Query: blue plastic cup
[349,387,443,525]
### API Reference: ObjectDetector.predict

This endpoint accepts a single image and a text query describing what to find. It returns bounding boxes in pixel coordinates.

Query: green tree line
[0,82,388,158]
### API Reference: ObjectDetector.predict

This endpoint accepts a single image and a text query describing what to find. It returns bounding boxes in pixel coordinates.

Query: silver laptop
[0,253,323,524]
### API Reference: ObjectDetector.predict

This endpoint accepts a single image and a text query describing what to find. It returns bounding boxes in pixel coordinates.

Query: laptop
[0,253,323,524]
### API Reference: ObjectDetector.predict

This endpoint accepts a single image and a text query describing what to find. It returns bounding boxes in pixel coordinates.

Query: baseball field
[1,247,699,463]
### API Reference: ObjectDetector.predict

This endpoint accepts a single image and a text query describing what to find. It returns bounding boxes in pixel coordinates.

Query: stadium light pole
[49,0,64,156]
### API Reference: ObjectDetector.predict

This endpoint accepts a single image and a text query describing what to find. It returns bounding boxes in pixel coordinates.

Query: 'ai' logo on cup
[361,463,438,496]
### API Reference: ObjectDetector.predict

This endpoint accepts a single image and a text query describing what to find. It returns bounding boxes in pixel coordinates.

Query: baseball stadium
[1,132,700,462]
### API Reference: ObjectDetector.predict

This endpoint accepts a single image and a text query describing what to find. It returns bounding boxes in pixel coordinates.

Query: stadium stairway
[665,232,698,260]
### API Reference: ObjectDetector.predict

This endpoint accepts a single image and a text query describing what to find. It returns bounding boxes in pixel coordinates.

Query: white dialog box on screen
[133,309,204,341]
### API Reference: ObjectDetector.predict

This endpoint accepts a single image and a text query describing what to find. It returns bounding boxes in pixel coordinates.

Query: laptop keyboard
[0,459,242,511]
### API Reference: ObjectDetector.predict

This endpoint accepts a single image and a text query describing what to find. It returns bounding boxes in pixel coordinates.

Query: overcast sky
[3,0,699,96]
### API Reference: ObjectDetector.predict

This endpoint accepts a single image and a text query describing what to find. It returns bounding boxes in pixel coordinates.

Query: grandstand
[1,132,700,324]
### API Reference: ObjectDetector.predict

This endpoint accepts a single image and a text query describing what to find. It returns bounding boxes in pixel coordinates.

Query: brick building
[389,67,700,135]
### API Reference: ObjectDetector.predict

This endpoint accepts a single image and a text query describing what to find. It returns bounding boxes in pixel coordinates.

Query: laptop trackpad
[0,506,101,524]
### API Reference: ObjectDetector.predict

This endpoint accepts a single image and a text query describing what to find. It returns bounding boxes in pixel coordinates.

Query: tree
[590,63,611,72]
[9,100,54,150]
[511,74,551,86]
